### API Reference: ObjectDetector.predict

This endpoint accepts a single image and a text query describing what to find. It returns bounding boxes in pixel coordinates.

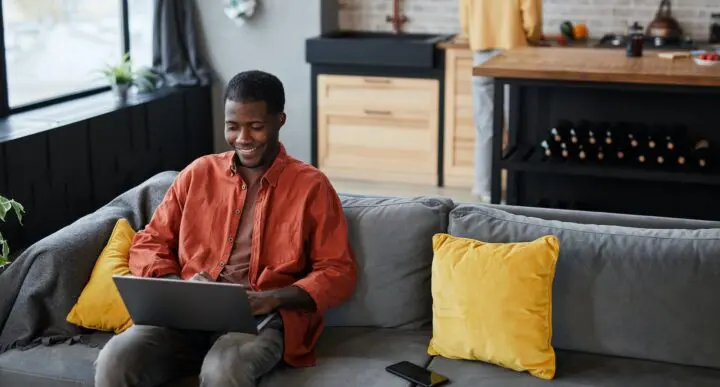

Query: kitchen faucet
[386,0,408,33]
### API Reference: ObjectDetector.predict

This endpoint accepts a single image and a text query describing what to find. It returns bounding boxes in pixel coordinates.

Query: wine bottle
[628,133,640,149]
[692,139,711,169]
[596,145,605,162]
[550,127,562,143]
[587,129,598,145]
[540,140,557,160]
[577,144,588,162]
[560,142,570,160]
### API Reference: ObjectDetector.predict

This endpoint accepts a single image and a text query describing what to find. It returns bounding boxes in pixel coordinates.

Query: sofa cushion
[325,195,454,329]
[448,204,720,370]
[426,351,720,386]
[0,333,111,387]
[260,327,431,387]
[427,233,559,380]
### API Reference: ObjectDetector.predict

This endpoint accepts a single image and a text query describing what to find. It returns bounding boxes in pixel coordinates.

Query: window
[128,0,153,71]
[1,0,151,110]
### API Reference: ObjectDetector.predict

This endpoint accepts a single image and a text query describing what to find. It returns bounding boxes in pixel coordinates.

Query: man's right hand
[189,272,212,282]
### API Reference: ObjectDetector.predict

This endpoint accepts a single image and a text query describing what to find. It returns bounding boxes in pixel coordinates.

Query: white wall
[195,0,337,162]
[339,0,719,41]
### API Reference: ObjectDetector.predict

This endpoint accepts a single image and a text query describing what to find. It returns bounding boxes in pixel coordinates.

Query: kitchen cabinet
[442,47,475,188]
[316,74,440,185]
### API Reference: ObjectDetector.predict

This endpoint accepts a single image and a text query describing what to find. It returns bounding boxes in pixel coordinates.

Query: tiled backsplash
[338,0,720,41]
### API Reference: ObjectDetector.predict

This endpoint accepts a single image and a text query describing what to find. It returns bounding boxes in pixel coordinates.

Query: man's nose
[236,128,252,144]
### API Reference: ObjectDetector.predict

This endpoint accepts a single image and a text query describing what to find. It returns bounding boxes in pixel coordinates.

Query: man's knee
[199,331,283,387]
[94,328,147,386]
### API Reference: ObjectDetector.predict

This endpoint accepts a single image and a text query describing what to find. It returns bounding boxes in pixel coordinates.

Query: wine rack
[537,120,713,173]
[499,120,720,185]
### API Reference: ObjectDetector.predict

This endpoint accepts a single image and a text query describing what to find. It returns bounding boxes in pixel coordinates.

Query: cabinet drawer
[318,75,439,115]
[317,111,438,185]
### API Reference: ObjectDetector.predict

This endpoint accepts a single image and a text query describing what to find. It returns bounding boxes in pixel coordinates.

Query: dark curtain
[153,0,213,87]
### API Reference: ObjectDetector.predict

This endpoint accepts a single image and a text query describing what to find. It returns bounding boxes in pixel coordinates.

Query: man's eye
[251,124,265,130]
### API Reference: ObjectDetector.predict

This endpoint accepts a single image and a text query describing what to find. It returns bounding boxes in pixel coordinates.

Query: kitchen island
[475,46,720,220]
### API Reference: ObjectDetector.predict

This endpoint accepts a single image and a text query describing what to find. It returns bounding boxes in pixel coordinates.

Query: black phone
[385,361,450,387]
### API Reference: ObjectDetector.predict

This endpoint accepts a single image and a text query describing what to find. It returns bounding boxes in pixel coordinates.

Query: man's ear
[278,112,287,127]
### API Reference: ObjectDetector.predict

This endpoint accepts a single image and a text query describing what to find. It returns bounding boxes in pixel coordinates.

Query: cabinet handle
[364,109,392,116]
[363,78,391,84]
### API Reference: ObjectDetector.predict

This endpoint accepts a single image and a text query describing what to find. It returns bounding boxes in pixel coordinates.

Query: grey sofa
[2,171,720,386]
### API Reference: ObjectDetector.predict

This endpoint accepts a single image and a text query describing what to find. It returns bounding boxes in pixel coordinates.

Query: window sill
[0,87,183,144]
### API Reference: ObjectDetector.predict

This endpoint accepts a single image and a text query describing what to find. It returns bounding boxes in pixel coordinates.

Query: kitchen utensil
[646,0,683,39]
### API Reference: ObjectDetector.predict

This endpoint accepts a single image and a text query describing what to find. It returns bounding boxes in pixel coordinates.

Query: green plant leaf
[0,197,11,222]
[11,200,24,225]
[1,235,9,263]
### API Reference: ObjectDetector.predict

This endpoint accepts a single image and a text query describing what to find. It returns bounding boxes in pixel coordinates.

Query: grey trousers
[94,324,284,387]
[472,49,508,200]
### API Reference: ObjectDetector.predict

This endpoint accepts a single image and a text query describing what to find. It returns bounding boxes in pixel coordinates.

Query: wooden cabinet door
[317,75,439,185]
[443,48,476,188]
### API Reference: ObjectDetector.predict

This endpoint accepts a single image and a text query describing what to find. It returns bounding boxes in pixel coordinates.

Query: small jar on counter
[710,13,720,44]
[627,22,644,57]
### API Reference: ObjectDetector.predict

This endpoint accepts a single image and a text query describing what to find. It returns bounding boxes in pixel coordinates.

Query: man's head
[224,70,286,169]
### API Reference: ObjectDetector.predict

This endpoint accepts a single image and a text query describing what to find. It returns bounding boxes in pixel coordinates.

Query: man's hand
[189,272,212,282]
[246,290,281,316]
[244,285,316,315]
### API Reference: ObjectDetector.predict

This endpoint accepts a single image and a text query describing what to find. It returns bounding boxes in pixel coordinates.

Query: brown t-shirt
[219,168,264,285]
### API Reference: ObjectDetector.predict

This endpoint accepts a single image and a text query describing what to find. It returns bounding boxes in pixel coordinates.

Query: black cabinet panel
[47,121,93,229]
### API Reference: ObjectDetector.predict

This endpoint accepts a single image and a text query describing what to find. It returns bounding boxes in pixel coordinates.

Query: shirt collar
[228,143,288,187]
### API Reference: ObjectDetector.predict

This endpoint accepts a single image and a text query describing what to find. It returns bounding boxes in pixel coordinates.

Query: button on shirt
[128,144,358,367]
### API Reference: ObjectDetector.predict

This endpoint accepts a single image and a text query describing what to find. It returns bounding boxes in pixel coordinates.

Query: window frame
[0,0,133,116]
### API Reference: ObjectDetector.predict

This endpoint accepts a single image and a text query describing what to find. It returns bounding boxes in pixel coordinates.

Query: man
[460,0,542,201]
[94,70,358,387]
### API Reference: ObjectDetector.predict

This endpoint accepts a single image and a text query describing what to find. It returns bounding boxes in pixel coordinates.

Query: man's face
[224,100,285,169]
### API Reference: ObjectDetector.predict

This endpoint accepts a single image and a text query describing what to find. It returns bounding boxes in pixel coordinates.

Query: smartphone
[385,361,450,387]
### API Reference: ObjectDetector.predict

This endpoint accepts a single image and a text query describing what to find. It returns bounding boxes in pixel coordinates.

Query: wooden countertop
[473,46,720,87]
[438,35,598,50]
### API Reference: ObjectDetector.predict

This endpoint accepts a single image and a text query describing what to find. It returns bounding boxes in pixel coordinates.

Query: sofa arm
[0,171,178,353]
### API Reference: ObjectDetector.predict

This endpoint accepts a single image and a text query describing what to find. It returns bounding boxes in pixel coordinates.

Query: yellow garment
[459,0,543,51]
[66,218,135,333]
[427,233,559,380]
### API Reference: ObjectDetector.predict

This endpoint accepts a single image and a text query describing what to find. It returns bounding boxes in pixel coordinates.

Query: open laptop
[112,275,276,334]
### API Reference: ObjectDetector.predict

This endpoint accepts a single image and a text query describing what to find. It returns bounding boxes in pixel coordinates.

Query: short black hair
[224,70,285,114]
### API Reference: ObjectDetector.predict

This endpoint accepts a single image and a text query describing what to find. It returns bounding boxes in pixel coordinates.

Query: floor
[328,178,488,205]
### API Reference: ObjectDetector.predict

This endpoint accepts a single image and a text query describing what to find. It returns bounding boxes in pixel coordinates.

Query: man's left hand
[247,290,281,316]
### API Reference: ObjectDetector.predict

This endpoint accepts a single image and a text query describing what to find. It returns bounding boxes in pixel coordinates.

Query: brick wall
[338,0,720,42]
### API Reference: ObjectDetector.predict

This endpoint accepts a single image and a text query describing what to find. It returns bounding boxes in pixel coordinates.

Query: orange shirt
[128,144,357,367]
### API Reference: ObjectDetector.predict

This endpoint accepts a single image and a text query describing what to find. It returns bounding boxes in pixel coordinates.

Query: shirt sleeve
[521,0,543,42]
[128,171,189,278]
[293,180,358,314]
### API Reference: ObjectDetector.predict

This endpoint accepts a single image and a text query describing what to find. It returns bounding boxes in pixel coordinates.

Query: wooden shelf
[501,145,720,186]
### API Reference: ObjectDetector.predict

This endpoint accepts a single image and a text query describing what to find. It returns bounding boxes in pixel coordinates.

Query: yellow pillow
[66,218,135,334]
[427,233,559,380]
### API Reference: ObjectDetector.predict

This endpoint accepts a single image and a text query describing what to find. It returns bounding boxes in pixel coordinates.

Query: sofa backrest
[324,194,454,329]
[449,203,720,370]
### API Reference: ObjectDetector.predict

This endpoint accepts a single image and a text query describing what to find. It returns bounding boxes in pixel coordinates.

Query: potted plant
[100,53,159,102]
[0,195,24,268]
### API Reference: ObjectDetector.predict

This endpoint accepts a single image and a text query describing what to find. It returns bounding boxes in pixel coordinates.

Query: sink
[306,30,452,69]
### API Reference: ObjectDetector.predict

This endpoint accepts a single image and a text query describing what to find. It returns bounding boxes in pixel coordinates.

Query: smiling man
[94,70,358,387]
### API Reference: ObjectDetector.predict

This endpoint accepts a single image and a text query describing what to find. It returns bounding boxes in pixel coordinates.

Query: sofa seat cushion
[260,327,432,387]
[426,351,720,387]
[0,333,197,387]
[0,333,112,387]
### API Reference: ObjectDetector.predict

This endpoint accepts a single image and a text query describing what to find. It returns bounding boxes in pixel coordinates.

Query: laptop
[112,275,276,334]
